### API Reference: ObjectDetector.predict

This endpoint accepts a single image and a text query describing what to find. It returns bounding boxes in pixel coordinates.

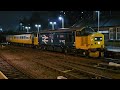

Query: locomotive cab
[75,27,95,50]
[75,27,104,58]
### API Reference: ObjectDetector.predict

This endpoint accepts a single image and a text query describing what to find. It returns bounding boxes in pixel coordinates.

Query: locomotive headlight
[98,42,100,44]
[100,38,102,40]
[95,38,97,40]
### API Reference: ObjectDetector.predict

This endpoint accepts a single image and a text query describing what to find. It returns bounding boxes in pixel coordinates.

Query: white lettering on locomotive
[42,35,48,44]
[59,40,65,44]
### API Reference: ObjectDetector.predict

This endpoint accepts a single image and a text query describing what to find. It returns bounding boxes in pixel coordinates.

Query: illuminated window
[110,33,114,40]
[117,28,120,40]
[23,36,26,39]
[109,28,114,40]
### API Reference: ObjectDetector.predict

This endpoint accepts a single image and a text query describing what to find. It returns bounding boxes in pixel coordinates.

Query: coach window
[21,36,22,39]
[34,34,37,37]
[26,37,28,39]
[23,36,24,39]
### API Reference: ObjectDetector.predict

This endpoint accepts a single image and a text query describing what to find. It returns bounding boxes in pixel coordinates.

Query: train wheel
[35,46,38,48]
[83,50,89,57]
[64,49,68,54]
[41,46,46,51]
[83,52,86,56]
[43,46,46,51]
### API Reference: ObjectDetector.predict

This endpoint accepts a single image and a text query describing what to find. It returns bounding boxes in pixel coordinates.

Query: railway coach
[6,33,38,47]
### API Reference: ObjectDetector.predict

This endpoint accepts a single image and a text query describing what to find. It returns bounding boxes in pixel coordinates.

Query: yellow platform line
[0,71,8,79]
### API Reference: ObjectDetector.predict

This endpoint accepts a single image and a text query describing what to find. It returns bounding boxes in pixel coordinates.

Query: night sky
[0,11,113,32]
[0,11,32,31]
[0,11,81,31]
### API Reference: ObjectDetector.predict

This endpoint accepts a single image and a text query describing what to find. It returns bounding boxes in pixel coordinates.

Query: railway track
[1,45,120,79]
[32,60,84,79]
[56,58,120,73]
[32,58,113,79]
[44,58,120,79]
[0,56,32,79]
[42,50,120,74]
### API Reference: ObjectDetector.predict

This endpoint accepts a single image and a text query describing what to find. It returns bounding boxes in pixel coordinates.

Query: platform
[0,71,8,79]
[106,46,120,53]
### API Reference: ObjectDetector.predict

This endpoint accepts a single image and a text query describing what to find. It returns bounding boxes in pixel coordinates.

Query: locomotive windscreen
[94,37,102,41]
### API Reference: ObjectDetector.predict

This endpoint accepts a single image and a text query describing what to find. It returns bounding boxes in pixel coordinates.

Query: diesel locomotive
[6,27,104,58]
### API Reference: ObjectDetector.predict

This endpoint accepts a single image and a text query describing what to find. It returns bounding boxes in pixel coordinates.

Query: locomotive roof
[39,27,95,34]
[39,28,76,33]
[38,27,92,34]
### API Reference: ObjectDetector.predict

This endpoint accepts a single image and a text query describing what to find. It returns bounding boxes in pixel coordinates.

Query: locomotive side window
[76,31,81,36]
[76,31,85,36]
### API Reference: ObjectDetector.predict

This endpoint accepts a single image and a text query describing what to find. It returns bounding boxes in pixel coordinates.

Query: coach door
[32,34,34,45]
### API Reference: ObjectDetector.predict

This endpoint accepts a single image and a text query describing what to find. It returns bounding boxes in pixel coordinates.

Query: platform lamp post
[19,23,23,31]
[0,28,3,32]
[58,16,64,28]
[22,26,24,31]
[96,11,100,32]
[35,24,41,33]
[50,22,56,30]
[25,26,31,33]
